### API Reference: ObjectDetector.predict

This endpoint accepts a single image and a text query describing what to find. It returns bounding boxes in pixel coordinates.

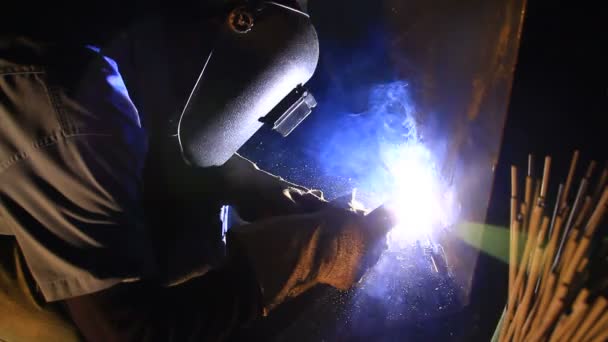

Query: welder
[0,0,391,340]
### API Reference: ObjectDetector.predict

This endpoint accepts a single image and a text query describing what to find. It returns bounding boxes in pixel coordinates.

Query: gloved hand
[227,205,394,313]
[220,154,328,220]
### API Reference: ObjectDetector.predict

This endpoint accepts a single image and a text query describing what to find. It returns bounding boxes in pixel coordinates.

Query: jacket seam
[0,70,45,76]
[37,72,73,131]
[0,130,112,174]
[0,65,44,75]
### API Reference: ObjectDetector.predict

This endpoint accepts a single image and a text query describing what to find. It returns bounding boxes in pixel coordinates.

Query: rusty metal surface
[381,0,527,306]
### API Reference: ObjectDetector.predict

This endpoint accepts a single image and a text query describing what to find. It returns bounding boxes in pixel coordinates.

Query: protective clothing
[177,1,319,167]
[228,206,392,313]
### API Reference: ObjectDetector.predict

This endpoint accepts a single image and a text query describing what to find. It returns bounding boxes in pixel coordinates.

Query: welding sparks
[382,143,456,249]
[312,80,456,247]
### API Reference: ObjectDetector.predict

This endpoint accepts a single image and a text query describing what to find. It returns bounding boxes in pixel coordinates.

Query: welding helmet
[176,1,319,167]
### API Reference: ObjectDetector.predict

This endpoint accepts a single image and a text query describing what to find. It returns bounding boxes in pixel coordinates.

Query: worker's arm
[63,206,392,341]
[218,153,328,221]
[158,151,326,222]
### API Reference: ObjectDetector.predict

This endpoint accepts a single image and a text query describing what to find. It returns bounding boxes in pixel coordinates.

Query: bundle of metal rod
[497,151,608,342]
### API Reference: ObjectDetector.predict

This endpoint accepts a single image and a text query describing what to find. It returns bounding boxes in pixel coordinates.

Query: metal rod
[535,184,564,295]
[540,156,552,200]
[573,196,592,240]
[561,150,579,209]
[584,187,608,237]
[510,166,519,298]
[591,163,608,205]
[553,178,588,271]
[548,184,564,238]
[585,160,597,180]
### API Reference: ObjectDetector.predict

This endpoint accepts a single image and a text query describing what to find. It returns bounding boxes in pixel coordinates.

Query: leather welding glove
[226,205,393,313]
[220,154,328,221]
